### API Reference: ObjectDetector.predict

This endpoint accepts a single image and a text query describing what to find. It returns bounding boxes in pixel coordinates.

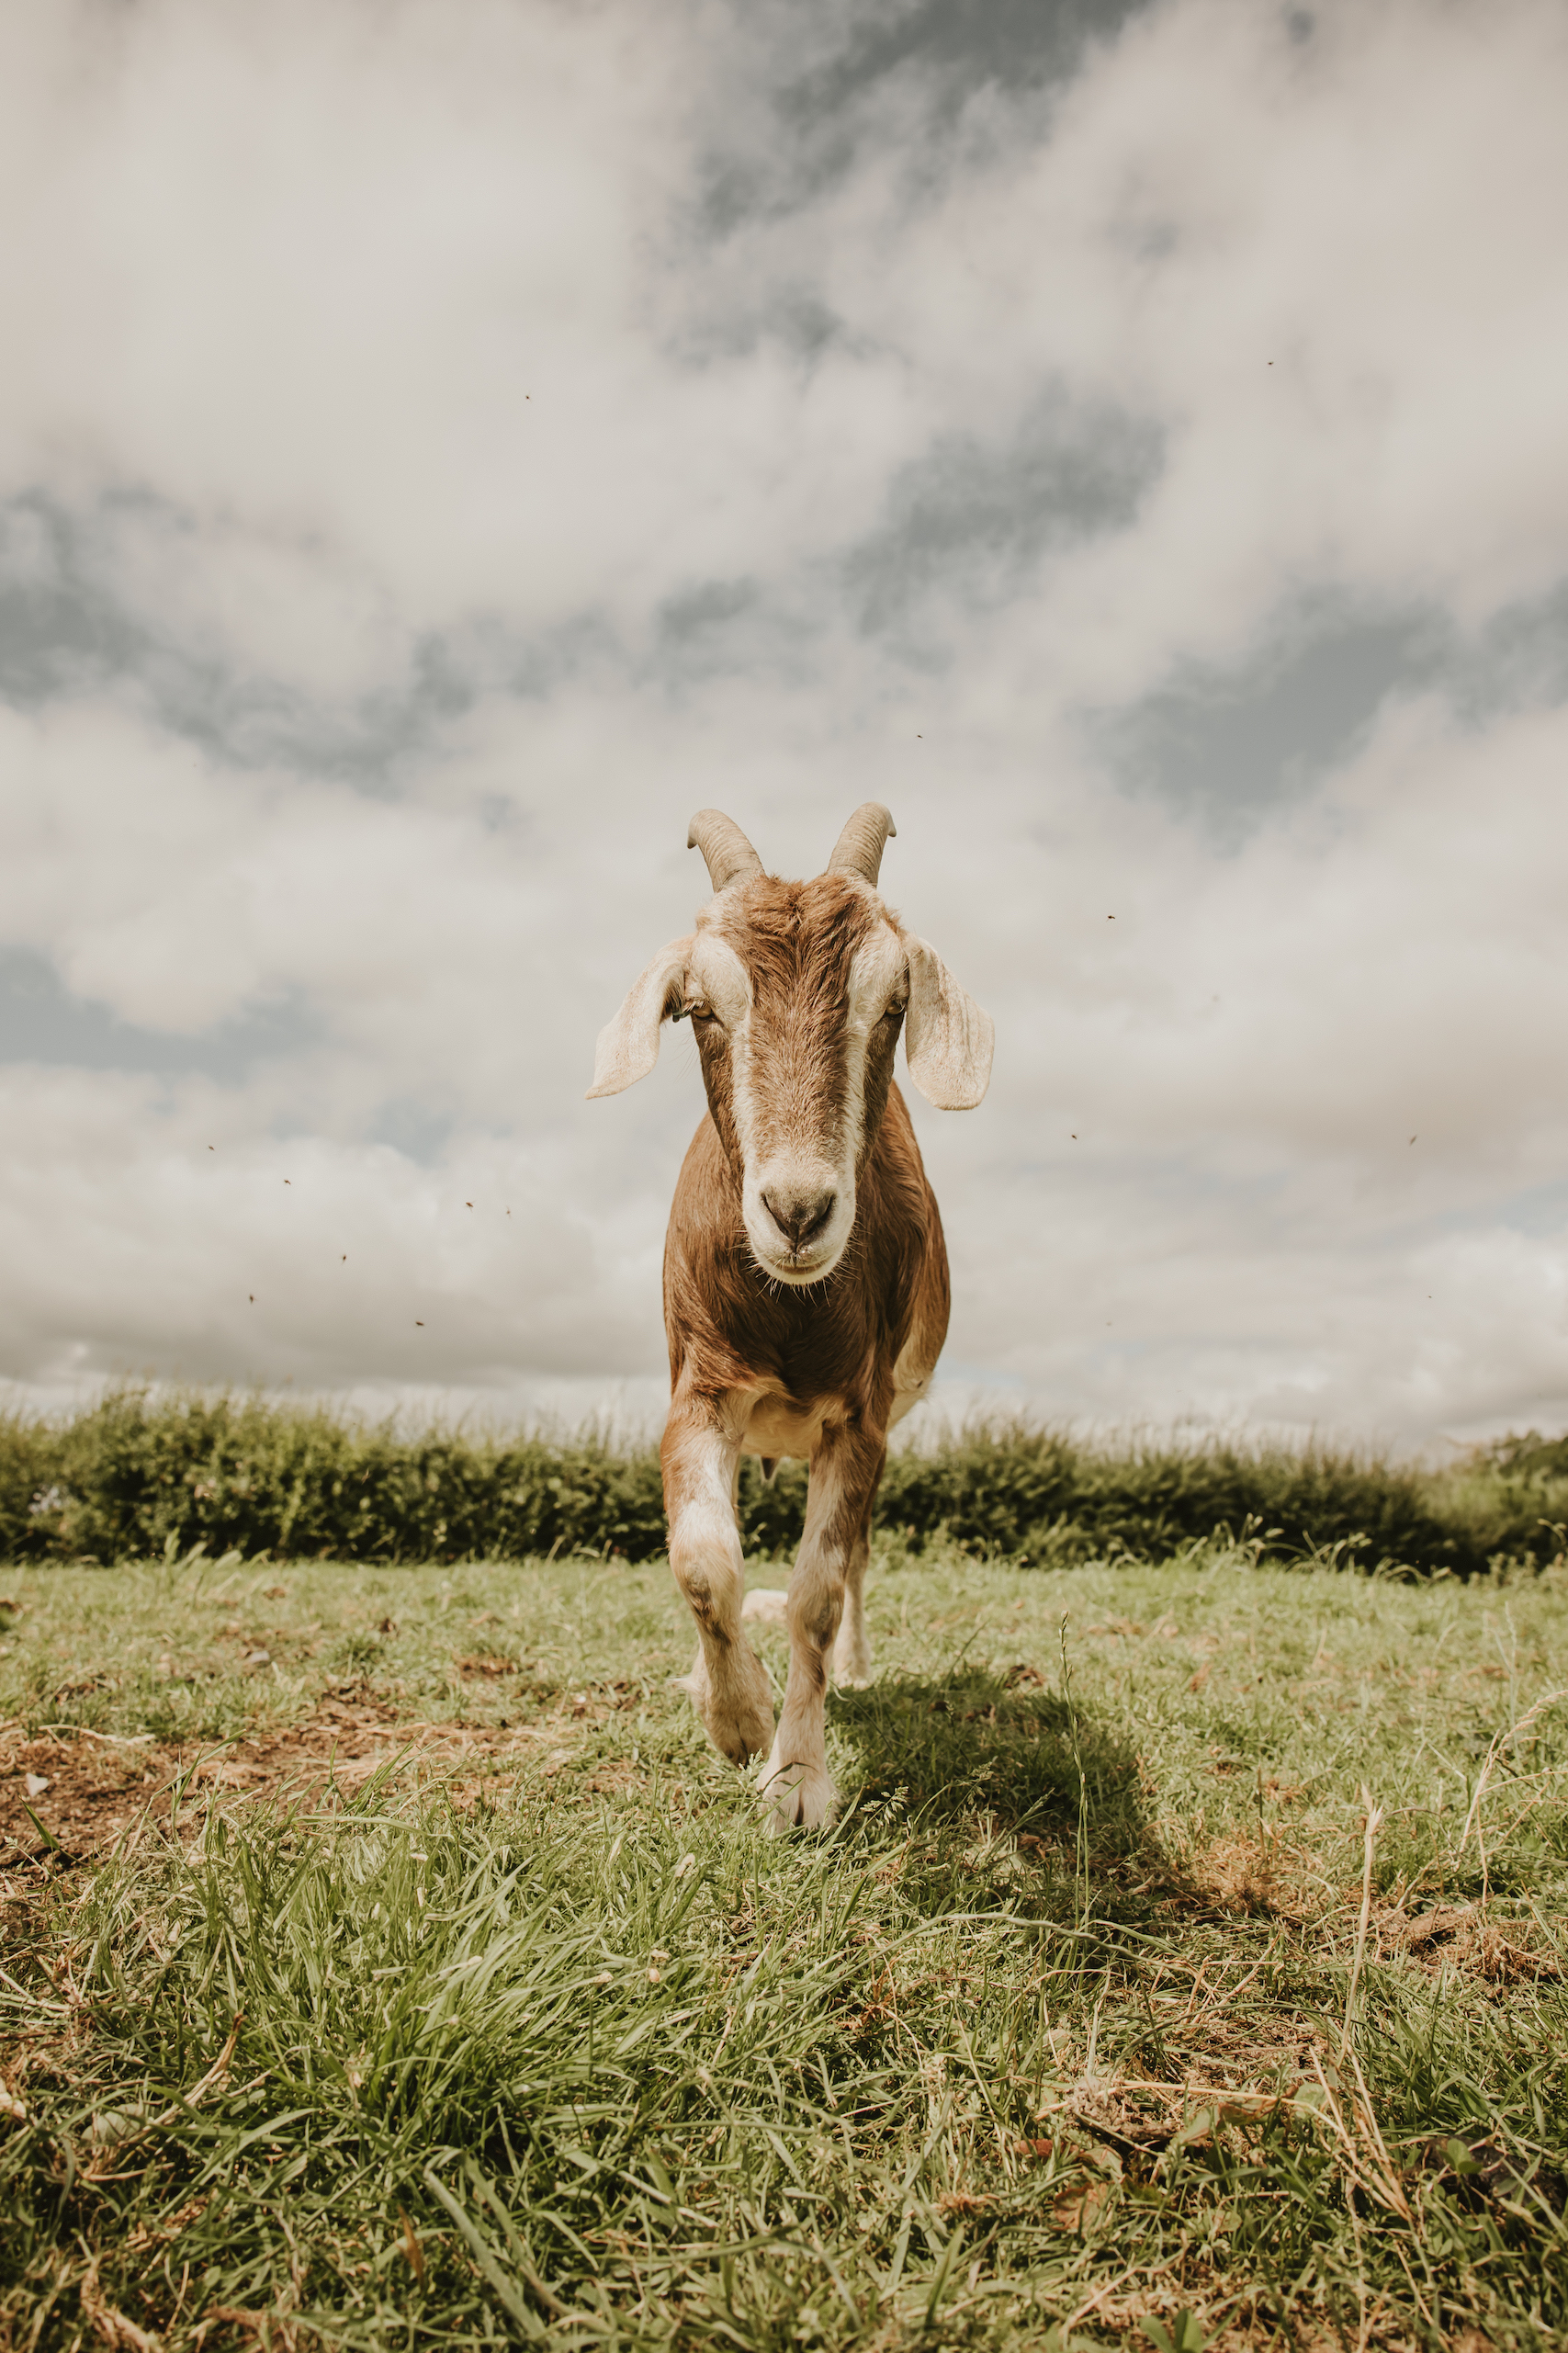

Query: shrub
[1,1386,1562,1577]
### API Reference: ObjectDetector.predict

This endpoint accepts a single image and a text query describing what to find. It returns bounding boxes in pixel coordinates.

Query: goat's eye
[686,1000,715,1023]
[883,996,908,1023]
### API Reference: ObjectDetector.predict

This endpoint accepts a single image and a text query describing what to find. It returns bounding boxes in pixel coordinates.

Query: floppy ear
[903,934,994,1110]
[587,936,694,1098]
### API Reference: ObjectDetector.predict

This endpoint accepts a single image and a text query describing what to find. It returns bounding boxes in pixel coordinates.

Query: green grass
[5,1540,1568,2347]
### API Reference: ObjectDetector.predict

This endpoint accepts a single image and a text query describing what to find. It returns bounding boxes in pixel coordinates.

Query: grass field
[4,1537,1568,2349]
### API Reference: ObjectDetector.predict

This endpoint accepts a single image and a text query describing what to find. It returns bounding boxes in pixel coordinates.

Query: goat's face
[682,875,905,1284]
[589,806,993,1288]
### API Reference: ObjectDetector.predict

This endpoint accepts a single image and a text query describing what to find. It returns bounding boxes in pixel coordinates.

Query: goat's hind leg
[661,1408,774,1766]
[831,1501,874,1689]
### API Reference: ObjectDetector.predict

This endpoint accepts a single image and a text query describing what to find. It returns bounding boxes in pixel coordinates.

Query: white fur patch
[739,919,906,1286]
[841,924,906,1158]
[688,933,752,1031]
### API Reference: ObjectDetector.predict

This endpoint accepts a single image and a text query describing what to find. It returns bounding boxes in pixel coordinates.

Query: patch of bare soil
[1169,1840,1559,1983]
[0,1725,161,1871]
[1385,1899,1560,1983]
[0,1689,620,1881]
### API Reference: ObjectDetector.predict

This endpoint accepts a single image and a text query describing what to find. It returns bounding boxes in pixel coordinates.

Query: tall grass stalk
[1341,1784,1384,2054]
[1058,1612,1090,1935]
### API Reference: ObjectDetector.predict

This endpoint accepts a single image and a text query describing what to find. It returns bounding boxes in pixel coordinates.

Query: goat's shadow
[826,1662,1147,1853]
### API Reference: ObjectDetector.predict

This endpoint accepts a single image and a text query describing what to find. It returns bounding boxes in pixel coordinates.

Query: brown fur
[661,1081,948,1421]
[655,872,953,1827]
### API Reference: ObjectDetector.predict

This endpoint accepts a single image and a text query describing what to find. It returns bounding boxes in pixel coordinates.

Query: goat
[588,804,993,1828]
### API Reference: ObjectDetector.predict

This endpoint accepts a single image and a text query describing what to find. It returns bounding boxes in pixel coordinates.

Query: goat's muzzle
[761,1183,838,1262]
[744,1160,855,1285]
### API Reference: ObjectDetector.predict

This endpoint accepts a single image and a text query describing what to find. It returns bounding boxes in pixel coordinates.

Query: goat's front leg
[661,1407,774,1767]
[762,1427,884,1832]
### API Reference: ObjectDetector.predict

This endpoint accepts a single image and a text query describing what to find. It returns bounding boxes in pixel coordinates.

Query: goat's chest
[739,1390,840,1464]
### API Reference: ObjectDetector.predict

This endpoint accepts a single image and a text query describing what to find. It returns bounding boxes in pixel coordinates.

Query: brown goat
[589,805,992,1828]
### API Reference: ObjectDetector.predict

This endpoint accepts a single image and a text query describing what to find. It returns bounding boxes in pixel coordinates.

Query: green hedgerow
[2,1386,1566,1577]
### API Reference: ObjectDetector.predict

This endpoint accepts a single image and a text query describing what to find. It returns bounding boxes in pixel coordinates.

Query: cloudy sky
[3,0,1567,1447]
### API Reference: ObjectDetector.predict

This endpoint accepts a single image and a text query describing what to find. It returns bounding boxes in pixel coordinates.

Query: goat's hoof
[762,1763,838,1835]
[704,1698,775,1768]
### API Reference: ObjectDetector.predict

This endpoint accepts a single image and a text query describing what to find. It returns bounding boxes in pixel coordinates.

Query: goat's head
[588,806,993,1287]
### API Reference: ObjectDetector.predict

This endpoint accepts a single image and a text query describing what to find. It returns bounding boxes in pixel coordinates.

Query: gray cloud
[600,402,1161,708]
[1100,574,1568,838]
[843,392,1160,639]
[0,492,607,793]
[0,949,322,1081]
[1101,601,1448,835]
[1461,578,1568,719]
[699,0,1154,230]
[0,399,1165,741]
[581,396,1162,688]
[0,495,145,703]
[791,0,1153,115]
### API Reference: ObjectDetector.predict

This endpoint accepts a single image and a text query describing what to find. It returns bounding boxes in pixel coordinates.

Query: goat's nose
[761,1185,837,1252]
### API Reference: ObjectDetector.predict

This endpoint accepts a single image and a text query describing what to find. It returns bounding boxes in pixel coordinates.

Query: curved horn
[825,802,897,888]
[687,809,764,894]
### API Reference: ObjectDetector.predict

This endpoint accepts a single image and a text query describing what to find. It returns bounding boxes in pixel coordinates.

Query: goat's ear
[903,934,994,1110]
[587,937,693,1098]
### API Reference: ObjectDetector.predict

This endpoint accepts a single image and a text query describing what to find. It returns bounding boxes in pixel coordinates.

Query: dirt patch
[0,1725,160,1869]
[1388,1900,1560,1983]
[0,1693,598,1878]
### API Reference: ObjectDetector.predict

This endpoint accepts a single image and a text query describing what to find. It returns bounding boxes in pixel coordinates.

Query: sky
[3,0,1568,1449]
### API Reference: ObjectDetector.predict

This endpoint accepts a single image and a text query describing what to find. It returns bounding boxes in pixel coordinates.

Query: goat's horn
[825,802,897,888]
[687,809,764,893]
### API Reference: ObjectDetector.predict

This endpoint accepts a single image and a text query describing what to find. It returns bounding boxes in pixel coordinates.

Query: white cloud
[0,1066,664,1394]
[1,0,1567,1446]
[749,0,1568,685]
